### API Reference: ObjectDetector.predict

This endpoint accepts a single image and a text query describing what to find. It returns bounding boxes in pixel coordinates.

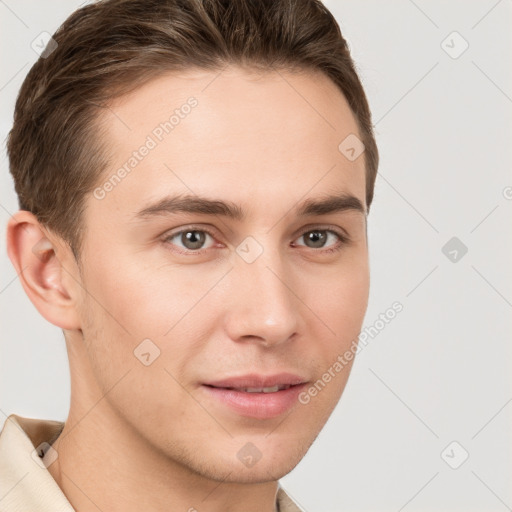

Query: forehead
[90,65,366,223]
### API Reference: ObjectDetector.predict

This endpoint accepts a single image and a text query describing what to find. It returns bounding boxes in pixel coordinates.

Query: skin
[7,65,369,512]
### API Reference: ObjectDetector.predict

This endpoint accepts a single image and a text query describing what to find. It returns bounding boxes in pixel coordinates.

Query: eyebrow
[134,192,366,221]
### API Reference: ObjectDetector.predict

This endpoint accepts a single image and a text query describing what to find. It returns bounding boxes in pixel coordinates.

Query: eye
[162,225,350,256]
[163,228,217,254]
[293,228,349,253]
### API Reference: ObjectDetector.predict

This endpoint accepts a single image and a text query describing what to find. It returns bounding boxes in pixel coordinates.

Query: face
[71,65,369,482]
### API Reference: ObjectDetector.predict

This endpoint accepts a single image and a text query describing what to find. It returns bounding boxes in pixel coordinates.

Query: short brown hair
[7,0,379,259]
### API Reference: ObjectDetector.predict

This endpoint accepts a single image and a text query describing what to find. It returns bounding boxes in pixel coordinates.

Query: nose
[223,246,300,347]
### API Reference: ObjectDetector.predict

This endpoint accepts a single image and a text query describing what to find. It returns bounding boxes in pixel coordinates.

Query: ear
[6,210,82,330]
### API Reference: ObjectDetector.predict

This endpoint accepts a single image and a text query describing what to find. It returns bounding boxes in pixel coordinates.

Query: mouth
[204,384,295,393]
[201,373,308,419]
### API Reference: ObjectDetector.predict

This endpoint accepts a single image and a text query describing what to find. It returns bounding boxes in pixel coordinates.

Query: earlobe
[6,210,82,330]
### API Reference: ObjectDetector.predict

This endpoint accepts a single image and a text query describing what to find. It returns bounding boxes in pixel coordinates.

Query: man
[0,0,378,510]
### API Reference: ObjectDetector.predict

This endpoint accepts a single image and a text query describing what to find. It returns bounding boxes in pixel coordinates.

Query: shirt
[0,413,304,512]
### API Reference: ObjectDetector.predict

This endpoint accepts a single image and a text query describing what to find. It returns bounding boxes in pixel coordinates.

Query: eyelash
[162,225,350,256]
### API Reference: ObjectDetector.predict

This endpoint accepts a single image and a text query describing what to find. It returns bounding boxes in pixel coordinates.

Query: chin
[176,434,314,484]
[200,455,304,484]
[222,435,315,482]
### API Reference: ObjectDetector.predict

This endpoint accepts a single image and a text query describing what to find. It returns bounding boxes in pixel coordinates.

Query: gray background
[1,1,511,511]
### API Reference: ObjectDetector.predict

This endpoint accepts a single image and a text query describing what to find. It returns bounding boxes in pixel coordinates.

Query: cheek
[80,252,182,337]
[301,258,368,408]
[297,268,368,421]
[77,271,196,419]
[311,258,369,338]
[78,254,222,383]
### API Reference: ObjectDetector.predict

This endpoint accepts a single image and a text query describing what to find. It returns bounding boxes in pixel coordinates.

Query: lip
[201,373,308,419]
